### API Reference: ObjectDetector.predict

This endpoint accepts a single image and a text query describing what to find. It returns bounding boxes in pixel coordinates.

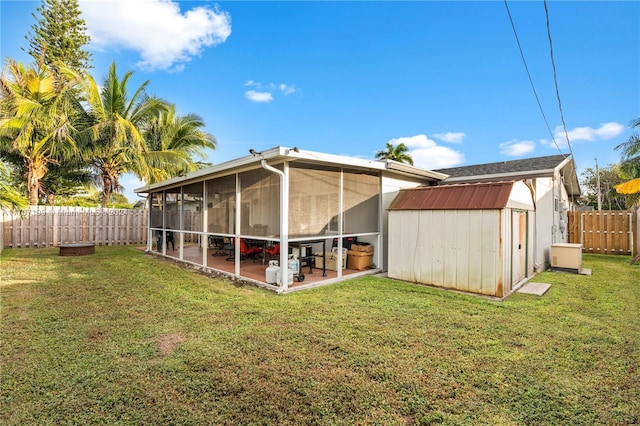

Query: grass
[1,246,638,425]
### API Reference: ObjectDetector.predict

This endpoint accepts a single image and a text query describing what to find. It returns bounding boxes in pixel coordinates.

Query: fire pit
[59,243,95,256]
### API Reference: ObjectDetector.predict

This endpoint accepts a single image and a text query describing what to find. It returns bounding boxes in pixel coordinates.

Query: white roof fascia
[555,155,573,172]
[443,168,557,183]
[289,150,447,180]
[279,147,385,169]
[135,146,446,194]
[135,147,284,194]
[383,160,449,180]
[556,155,581,195]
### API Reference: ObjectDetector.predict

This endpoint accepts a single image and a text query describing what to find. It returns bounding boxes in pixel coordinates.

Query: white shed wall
[388,209,505,296]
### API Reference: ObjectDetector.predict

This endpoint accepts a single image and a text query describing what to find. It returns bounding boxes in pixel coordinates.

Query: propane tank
[265,260,279,284]
[276,267,294,285]
[288,254,299,273]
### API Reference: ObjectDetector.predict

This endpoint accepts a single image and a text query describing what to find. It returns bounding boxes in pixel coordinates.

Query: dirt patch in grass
[157,333,185,356]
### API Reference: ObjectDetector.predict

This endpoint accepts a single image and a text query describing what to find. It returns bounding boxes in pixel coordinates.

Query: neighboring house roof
[135,146,448,194]
[434,154,580,196]
[388,181,526,210]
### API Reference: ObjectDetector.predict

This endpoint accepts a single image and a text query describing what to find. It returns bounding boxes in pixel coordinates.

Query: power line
[543,0,579,204]
[505,0,579,204]
[543,0,575,160]
[503,0,565,156]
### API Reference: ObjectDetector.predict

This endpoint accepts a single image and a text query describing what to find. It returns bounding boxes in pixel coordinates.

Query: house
[387,180,536,298]
[135,146,447,292]
[434,154,581,271]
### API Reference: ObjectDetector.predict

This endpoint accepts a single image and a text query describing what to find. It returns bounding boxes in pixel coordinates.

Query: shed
[387,181,536,298]
[435,155,580,271]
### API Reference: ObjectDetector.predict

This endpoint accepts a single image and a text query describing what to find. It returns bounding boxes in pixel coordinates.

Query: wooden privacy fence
[568,209,638,256]
[1,207,148,249]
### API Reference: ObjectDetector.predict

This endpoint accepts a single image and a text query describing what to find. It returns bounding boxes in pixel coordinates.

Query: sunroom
[135,147,446,292]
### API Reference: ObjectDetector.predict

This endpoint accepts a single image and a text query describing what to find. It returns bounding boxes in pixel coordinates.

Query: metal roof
[388,181,518,210]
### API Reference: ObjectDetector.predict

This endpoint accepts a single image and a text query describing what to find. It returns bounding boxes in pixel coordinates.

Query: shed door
[512,211,527,285]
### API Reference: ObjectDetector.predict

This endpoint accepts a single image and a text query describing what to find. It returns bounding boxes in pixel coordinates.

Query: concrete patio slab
[517,282,551,296]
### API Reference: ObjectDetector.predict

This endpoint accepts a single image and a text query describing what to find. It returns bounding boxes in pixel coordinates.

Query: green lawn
[1,247,638,425]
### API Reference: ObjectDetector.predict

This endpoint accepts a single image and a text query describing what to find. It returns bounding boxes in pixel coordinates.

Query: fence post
[580,212,584,248]
[0,209,5,253]
[631,203,640,262]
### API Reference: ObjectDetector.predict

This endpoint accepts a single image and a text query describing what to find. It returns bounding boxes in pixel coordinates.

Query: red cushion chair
[264,243,280,261]
[240,239,262,259]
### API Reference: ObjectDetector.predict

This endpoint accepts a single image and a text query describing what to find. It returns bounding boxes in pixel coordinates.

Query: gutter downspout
[260,159,289,293]
[552,171,557,245]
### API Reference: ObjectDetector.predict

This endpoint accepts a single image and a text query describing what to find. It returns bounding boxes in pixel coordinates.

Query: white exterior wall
[527,209,536,279]
[388,209,506,297]
[380,173,429,271]
[556,172,571,243]
[533,174,570,271]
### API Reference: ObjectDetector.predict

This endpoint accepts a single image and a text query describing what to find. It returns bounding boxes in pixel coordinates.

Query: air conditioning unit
[550,243,583,273]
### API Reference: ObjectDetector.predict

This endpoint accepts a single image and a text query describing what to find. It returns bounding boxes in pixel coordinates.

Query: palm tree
[75,61,168,206]
[142,104,216,184]
[0,160,28,212]
[615,117,640,198]
[0,58,78,204]
[40,159,94,205]
[375,142,414,166]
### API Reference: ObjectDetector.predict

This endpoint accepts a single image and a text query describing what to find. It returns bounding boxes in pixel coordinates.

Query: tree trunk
[102,173,111,207]
[26,163,41,206]
[27,179,39,206]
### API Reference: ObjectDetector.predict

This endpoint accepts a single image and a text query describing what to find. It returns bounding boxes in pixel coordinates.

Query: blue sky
[2,0,639,203]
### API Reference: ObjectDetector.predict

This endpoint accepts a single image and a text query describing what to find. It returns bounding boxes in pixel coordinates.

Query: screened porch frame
[146,160,383,292]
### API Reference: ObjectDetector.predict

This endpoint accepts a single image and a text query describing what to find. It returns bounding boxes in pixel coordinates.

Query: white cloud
[500,139,536,157]
[279,84,296,95]
[433,132,465,144]
[245,90,274,103]
[244,81,297,102]
[387,135,464,169]
[554,122,625,144]
[80,0,231,71]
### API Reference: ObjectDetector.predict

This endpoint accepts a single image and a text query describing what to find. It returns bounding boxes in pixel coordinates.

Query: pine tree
[26,0,92,70]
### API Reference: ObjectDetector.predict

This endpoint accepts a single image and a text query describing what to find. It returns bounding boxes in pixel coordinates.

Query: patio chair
[209,236,227,256]
[263,243,280,262]
[226,238,262,262]
[166,231,175,250]
[157,230,175,251]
